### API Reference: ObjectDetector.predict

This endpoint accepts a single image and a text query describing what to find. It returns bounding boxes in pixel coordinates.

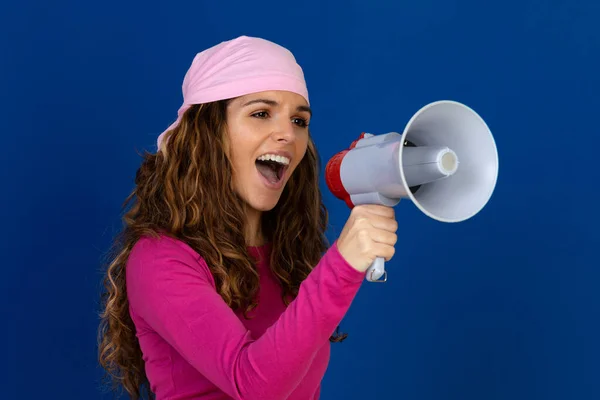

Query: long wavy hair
[97,99,347,399]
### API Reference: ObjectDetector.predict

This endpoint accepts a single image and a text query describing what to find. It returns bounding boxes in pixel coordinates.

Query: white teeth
[257,154,290,165]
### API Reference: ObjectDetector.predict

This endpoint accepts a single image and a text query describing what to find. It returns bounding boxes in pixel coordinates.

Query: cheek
[227,134,252,165]
[228,123,263,157]
[290,139,309,172]
[297,137,309,160]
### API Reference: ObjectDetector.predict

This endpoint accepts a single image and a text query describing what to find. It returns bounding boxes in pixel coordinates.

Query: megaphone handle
[366,257,387,282]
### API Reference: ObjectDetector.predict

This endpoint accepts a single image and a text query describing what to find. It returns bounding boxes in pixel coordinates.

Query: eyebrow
[242,98,312,117]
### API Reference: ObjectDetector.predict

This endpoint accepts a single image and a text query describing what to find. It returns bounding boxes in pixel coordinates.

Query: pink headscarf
[156,35,310,149]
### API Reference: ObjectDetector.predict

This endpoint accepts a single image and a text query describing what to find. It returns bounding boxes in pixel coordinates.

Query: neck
[245,207,264,246]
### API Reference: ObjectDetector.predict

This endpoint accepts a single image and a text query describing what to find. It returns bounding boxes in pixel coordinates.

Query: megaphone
[325,100,498,283]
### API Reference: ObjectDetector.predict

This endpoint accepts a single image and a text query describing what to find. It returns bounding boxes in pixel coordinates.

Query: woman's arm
[126,237,365,400]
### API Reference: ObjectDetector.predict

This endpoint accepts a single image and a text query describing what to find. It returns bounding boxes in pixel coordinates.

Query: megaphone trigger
[368,257,387,282]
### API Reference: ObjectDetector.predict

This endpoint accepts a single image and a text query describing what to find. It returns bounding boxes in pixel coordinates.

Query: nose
[271,119,296,143]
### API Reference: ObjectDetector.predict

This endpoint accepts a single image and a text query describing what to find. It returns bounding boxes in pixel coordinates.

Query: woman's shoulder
[127,232,214,284]
[131,232,198,260]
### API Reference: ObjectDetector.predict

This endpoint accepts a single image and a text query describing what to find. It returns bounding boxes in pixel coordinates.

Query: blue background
[2,0,599,399]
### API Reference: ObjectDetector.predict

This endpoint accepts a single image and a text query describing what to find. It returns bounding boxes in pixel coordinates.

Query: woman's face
[225,90,311,213]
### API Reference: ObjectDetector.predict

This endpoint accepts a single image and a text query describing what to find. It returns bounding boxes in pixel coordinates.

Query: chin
[248,196,282,212]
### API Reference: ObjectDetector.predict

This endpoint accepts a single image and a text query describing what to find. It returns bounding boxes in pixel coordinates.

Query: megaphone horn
[325,100,499,282]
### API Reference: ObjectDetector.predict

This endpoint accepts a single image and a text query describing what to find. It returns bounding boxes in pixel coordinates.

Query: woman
[98,35,398,400]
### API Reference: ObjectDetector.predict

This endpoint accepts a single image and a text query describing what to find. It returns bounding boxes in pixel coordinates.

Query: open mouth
[255,154,290,185]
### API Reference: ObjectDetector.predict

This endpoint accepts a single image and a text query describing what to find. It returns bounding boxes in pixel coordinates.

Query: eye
[251,111,269,119]
[293,117,309,128]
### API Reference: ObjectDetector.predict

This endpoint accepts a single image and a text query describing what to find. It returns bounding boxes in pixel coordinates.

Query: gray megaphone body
[325,100,499,282]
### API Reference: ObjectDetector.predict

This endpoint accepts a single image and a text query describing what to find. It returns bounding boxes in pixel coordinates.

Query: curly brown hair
[97,99,347,399]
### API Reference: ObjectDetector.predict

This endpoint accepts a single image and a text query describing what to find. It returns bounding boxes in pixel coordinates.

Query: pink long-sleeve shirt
[126,234,365,399]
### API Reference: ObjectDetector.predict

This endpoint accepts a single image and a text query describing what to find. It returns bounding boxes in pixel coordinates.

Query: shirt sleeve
[126,238,365,400]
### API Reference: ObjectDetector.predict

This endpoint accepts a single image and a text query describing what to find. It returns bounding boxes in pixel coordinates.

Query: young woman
[98,35,398,400]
